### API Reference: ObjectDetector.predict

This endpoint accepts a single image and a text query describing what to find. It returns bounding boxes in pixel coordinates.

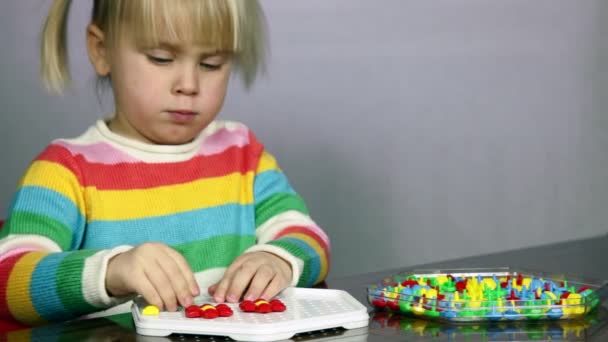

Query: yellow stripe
[7,252,48,325]
[88,172,255,220]
[257,151,282,174]
[7,329,32,341]
[284,232,328,284]
[20,160,86,216]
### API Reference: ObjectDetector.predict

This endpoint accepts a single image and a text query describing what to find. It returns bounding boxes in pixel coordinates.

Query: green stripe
[174,235,256,272]
[255,193,309,228]
[103,312,135,331]
[1,211,73,249]
[57,249,98,314]
[266,239,313,287]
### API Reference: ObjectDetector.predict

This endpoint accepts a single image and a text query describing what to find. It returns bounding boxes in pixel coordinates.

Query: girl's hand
[208,251,292,303]
[105,242,199,311]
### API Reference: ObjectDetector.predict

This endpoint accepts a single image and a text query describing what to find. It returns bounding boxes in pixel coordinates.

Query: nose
[173,64,199,96]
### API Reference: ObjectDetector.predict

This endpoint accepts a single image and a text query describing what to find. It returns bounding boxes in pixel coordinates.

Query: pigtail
[40,0,72,93]
[232,0,268,89]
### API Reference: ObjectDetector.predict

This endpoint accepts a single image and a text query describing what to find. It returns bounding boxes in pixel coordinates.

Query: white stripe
[56,119,247,163]
[0,234,61,255]
[81,245,134,308]
[79,267,228,319]
[256,210,318,243]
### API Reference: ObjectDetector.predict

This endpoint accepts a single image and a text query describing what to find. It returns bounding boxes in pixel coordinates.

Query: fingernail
[245,293,255,301]
[227,294,238,302]
[214,296,223,303]
[183,297,192,307]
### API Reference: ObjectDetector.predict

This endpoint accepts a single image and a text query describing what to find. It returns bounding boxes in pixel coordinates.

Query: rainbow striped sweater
[0,120,330,325]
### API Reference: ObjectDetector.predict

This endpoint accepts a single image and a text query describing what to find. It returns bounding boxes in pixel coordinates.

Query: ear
[86,24,110,76]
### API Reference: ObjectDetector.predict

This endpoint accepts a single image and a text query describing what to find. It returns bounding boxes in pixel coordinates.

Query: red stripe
[36,143,262,190]
[273,226,331,265]
[0,252,29,323]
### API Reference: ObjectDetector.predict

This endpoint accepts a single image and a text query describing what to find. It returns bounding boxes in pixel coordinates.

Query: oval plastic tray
[367,267,608,323]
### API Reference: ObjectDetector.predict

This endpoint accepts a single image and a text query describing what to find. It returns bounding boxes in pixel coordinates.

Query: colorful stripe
[255,193,309,228]
[256,151,281,173]
[30,253,72,321]
[54,141,139,164]
[275,231,329,284]
[1,212,74,250]
[36,144,258,190]
[0,253,28,322]
[198,126,251,156]
[274,226,330,265]
[83,172,255,221]
[173,235,256,272]
[56,250,98,315]
[6,252,48,325]
[54,125,250,165]
[254,170,296,203]
[18,161,85,213]
[267,238,322,287]
[9,186,86,233]
[0,120,330,325]
[84,203,255,248]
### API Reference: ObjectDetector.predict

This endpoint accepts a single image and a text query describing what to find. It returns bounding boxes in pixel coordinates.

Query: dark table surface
[3,233,607,341]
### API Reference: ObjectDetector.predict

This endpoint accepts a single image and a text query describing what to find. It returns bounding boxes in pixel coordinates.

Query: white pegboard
[132,288,369,341]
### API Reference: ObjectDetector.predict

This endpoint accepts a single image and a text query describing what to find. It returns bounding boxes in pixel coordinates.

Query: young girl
[0,0,330,326]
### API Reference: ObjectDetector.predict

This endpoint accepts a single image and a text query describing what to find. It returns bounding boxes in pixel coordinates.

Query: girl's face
[87,24,232,145]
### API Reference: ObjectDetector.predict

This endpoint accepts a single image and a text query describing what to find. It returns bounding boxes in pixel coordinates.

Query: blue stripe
[30,252,73,322]
[274,237,320,286]
[9,186,85,236]
[84,203,255,249]
[30,322,63,341]
[254,170,296,204]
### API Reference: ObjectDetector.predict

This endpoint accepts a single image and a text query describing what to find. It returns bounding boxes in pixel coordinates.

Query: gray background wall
[1,1,606,279]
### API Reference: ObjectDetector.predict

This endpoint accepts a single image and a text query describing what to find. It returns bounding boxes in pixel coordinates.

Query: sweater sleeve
[243,139,331,287]
[0,146,131,326]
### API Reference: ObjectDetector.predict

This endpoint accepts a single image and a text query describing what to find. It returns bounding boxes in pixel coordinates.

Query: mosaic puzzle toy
[132,288,369,341]
[367,267,608,322]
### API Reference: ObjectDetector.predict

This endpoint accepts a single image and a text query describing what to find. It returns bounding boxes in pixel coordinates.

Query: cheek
[201,76,230,111]
[117,68,164,111]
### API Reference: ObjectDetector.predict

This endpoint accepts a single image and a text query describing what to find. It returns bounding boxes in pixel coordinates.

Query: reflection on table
[369,305,608,341]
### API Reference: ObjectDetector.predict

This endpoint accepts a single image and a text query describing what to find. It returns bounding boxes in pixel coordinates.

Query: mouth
[169,110,197,116]
[168,110,198,123]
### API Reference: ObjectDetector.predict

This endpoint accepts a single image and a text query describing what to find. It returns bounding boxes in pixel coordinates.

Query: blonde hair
[41,0,267,93]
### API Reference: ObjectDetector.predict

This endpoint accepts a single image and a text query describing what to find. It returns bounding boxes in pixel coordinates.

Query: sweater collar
[95,119,207,155]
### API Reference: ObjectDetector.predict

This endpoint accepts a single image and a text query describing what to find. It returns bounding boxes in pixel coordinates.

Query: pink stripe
[0,248,36,264]
[284,224,331,248]
[198,126,250,156]
[55,126,250,165]
[54,141,139,164]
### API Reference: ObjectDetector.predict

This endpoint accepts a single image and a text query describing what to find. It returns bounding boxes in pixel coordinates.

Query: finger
[156,253,194,308]
[165,247,199,297]
[208,283,218,296]
[212,273,234,303]
[145,260,179,311]
[134,272,164,310]
[212,257,246,302]
[243,265,276,301]
[260,274,287,300]
[226,261,262,303]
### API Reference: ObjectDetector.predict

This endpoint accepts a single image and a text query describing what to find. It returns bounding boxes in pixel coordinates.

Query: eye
[200,62,222,70]
[147,55,173,65]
